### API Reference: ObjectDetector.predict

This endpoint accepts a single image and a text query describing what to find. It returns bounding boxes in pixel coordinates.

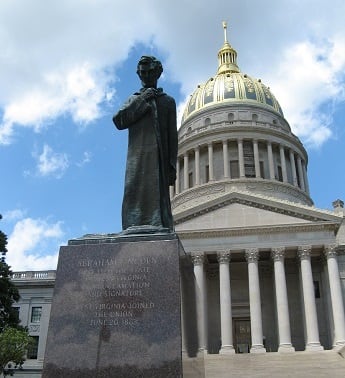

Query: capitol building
[12,25,345,376]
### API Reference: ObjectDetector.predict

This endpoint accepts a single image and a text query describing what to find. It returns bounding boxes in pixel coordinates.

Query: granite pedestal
[43,233,203,377]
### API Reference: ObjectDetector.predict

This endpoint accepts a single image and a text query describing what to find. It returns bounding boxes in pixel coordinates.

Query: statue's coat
[113,88,177,231]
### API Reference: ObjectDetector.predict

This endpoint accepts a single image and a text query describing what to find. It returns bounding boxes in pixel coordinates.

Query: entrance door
[233,319,251,353]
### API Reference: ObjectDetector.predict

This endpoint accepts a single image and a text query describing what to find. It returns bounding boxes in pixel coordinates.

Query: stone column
[279,145,288,183]
[297,246,323,351]
[253,139,261,178]
[184,153,189,190]
[222,140,229,178]
[324,245,345,350]
[302,162,310,195]
[192,253,207,353]
[195,146,200,185]
[271,247,295,352]
[217,251,235,354]
[289,150,298,187]
[245,248,266,353]
[238,139,245,178]
[176,158,180,194]
[267,142,275,180]
[297,156,305,191]
[169,186,174,200]
[208,143,214,181]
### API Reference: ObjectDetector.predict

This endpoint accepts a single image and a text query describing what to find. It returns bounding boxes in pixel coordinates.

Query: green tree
[0,215,31,377]
[0,215,20,331]
[0,327,32,377]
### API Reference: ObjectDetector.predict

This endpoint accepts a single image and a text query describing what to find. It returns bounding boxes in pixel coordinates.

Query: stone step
[204,351,345,378]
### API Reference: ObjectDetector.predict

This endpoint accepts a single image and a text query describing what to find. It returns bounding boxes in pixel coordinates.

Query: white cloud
[6,217,63,271]
[2,209,26,222]
[0,63,110,144]
[76,151,92,167]
[0,0,345,147]
[36,144,69,178]
[266,37,345,147]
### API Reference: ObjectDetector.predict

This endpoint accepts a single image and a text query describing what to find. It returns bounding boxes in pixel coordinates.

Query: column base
[305,342,324,351]
[250,344,266,353]
[219,345,236,355]
[278,344,295,353]
[197,348,208,358]
[333,341,345,353]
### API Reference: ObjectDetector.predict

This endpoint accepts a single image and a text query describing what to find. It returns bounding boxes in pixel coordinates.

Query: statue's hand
[142,88,157,102]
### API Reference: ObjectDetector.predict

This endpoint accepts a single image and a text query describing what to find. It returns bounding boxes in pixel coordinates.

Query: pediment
[173,191,341,231]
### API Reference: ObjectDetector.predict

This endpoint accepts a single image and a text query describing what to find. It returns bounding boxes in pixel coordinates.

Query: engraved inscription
[80,255,158,328]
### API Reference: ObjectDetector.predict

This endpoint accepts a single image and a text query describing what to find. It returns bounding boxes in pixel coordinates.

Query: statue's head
[137,56,163,88]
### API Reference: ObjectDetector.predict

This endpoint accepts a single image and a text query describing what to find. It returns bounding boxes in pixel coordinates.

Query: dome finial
[217,21,240,74]
[223,21,228,43]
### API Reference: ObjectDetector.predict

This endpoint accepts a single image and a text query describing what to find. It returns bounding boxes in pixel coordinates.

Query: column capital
[324,244,338,259]
[271,247,285,262]
[297,245,312,261]
[217,251,231,264]
[191,253,204,266]
[245,248,259,263]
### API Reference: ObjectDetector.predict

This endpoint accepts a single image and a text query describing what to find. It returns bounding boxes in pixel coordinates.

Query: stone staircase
[204,350,345,377]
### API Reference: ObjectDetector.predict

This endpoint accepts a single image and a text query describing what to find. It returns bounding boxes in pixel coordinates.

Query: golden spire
[223,21,228,42]
[217,21,240,74]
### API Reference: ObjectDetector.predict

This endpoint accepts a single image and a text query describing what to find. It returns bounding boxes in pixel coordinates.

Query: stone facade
[11,271,55,377]
[170,24,345,356]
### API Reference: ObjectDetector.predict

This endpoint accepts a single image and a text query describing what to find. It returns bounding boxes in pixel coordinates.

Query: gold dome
[182,23,283,123]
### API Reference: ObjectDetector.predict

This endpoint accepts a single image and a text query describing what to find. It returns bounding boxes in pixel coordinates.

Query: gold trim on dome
[181,24,284,124]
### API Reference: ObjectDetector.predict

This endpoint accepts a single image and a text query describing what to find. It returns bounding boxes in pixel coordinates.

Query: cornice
[176,222,339,240]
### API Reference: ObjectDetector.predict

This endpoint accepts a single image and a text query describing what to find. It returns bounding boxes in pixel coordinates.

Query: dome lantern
[217,21,240,74]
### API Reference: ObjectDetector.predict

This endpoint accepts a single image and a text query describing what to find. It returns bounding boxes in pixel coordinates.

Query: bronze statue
[113,56,178,234]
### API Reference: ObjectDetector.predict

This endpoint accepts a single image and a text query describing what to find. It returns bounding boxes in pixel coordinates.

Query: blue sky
[1,0,345,271]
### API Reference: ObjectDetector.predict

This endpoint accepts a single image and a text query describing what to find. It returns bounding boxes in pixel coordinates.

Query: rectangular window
[243,141,255,178]
[230,160,239,179]
[314,281,321,298]
[188,172,193,188]
[12,307,20,322]
[205,165,209,183]
[277,165,283,182]
[259,161,265,179]
[31,307,42,323]
[27,336,39,359]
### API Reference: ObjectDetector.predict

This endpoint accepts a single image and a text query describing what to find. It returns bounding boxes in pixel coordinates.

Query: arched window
[228,113,234,122]
[204,118,211,126]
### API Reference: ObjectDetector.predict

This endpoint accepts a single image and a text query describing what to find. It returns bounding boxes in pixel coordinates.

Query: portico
[184,242,345,354]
